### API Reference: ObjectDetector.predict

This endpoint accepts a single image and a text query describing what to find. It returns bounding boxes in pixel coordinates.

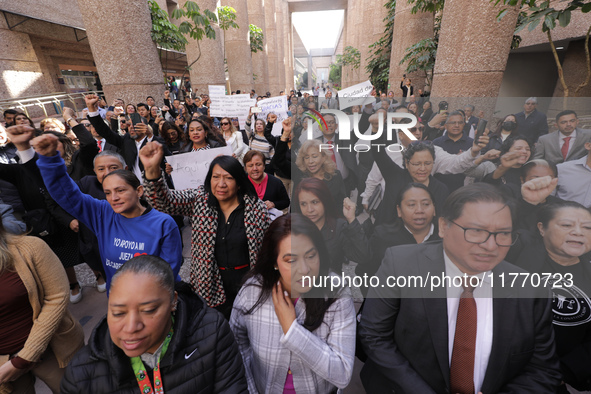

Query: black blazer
[68,123,99,181]
[260,173,290,210]
[359,241,561,393]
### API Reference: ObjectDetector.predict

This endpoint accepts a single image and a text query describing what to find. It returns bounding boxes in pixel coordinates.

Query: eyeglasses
[220,122,230,126]
[407,161,433,168]
[81,123,91,127]
[449,220,517,247]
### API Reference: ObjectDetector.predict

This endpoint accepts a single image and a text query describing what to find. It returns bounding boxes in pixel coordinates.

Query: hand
[164,90,170,99]
[430,112,448,125]
[82,108,89,118]
[0,360,27,385]
[139,141,164,179]
[113,106,124,116]
[499,151,522,169]
[30,134,59,157]
[482,149,500,162]
[6,125,36,148]
[370,87,377,97]
[343,197,356,224]
[165,162,173,174]
[134,123,148,136]
[161,105,170,112]
[265,200,275,210]
[281,118,292,137]
[362,203,368,212]
[521,176,558,205]
[268,113,278,123]
[69,219,79,232]
[154,115,163,125]
[62,107,75,122]
[84,94,99,112]
[471,128,490,154]
[272,281,296,335]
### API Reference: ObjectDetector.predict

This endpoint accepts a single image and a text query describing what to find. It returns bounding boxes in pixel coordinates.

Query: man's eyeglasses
[81,123,91,127]
[449,220,518,247]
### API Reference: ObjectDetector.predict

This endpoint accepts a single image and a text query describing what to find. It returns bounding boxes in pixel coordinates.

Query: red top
[0,270,34,354]
[249,174,269,201]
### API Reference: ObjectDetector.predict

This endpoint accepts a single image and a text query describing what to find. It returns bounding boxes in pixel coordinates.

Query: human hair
[40,118,66,133]
[3,109,17,118]
[520,159,557,179]
[203,155,257,200]
[396,182,435,210]
[161,121,187,145]
[254,118,266,131]
[292,177,339,220]
[146,96,154,102]
[499,136,534,157]
[186,118,225,147]
[14,112,35,128]
[492,114,518,138]
[137,103,149,112]
[44,131,76,166]
[220,117,237,134]
[243,150,265,165]
[93,150,126,169]
[242,214,338,332]
[445,110,465,123]
[525,97,537,104]
[296,140,337,179]
[402,141,435,168]
[538,201,591,229]
[440,183,515,224]
[556,110,578,123]
[0,219,15,273]
[103,169,141,190]
[125,104,137,114]
[465,104,475,112]
[111,255,175,302]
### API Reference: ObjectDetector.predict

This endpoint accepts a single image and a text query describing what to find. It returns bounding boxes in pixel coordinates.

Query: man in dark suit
[359,183,561,393]
[533,110,591,165]
[320,90,338,110]
[464,104,479,130]
[84,94,171,184]
[515,97,549,144]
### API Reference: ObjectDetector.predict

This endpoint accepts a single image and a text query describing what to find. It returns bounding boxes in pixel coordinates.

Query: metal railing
[0,91,103,118]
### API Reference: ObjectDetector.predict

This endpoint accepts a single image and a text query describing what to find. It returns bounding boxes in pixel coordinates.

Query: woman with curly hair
[160,121,187,155]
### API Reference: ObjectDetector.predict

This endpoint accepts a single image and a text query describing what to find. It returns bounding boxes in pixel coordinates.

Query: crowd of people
[0,83,590,394]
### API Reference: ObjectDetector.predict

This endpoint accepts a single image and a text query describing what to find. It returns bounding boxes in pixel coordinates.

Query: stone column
[283,1,292,90]
[265,0,279,95]
[388,0,433,93]
[247,0,269,94]
[341,6,351,87]
[431,0,519,111]
[275,0,286,93]
[75,0,165,104]
[307,56,314,89]
[223,0,254,92]
[177,0,226,96]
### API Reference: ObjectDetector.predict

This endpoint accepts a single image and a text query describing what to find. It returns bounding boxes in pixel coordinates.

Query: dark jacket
[260,173,290,210]
[68,123,100,181]
[61,284,248,394]
[515,109,549,144]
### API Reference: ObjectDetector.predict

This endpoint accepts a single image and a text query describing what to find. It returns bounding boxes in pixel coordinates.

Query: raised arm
[85,94,125,148]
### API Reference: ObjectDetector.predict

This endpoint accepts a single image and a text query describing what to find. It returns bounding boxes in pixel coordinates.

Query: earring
[274,266,278,270]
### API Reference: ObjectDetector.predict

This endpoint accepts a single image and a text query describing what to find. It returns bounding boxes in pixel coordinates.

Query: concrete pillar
[283,1,292,91]
[247,0,269,94]
[357,0,374,84]
[431,0,519,108]
[387,0,433,93]
[223,0,254,92]
[307,56,314,89]
[75,0,165,104]
[341,6,351,87]
[265,0,279,94]
[178,0,226,96]
[275,0,286,93]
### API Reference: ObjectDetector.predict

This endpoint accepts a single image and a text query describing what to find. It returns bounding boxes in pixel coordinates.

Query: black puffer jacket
[61,284,248,393]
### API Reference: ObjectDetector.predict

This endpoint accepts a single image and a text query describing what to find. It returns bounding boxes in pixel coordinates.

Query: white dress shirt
[444,251,493,394]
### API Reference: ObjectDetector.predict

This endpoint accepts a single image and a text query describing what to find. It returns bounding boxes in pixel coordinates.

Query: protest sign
[165,145,233,190]
[257,95,289,136]
[209,93,256,130]
[338,80,376,110]
[208,85,226,97]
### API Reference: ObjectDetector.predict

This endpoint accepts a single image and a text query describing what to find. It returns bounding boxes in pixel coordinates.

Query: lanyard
[130,322,174,394]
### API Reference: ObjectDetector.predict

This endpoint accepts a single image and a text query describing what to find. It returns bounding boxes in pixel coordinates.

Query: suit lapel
[551,131,562,162]
[420,243,450,389]
[481,263,517,392]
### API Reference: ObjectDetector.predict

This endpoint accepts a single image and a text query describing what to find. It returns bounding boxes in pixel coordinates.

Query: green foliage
[494,0,591,34]
[249,24,264,53]
[407,0,445,14]
[149,0,187,52]
[399,38,438,87]
[366,0,396,93]
[301,71,309,88]
[171,1,218,41]
[329,63,342,86]
[217,6,239,31]
[337,46,361,69]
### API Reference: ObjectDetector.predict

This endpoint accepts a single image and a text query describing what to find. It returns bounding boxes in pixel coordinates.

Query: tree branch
[575,23,591,96]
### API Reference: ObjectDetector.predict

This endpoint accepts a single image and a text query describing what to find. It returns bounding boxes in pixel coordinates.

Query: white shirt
[444,251,493,394]
[133,137,147,183]
[559,130,576,158]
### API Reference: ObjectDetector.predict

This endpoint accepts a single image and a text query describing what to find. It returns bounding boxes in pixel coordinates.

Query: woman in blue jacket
[33,133,182,291]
